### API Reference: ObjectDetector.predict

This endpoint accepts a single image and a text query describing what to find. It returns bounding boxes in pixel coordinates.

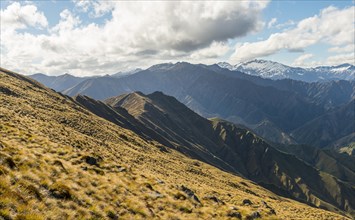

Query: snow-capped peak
[216,59,354,82]
[216,62,233,70]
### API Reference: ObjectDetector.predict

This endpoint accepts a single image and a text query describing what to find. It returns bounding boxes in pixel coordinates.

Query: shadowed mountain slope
[272,144,355,183]
[100,91,355,216]
[291,99,355,148]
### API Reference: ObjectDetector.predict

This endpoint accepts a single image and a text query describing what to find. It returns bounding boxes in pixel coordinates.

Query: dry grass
[0,69,349,219]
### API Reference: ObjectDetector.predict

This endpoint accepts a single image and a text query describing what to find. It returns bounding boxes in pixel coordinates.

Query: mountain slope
[209,64,355,110]
[210,119,355,216]
[291,99,355,148]
[100,91,355,216]
[272,143,355,184]
[1,67,354,218]
[4,69,350,219]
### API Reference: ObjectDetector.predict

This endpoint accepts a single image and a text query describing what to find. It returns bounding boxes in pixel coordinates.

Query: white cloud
[328,44,354,53]
[51,9,81,32]
[73,0,115,18]
[229,6,355,65]
[72,0,91,13]
[326,53,355,65]
[0,1,269,76]
[267,18,277,28]
[292,53,314,66]
[0,2,48,31]
[189,41,230,60]
[275,20,295,29]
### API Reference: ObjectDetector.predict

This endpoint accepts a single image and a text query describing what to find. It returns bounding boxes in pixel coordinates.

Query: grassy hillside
[0,67,350,219]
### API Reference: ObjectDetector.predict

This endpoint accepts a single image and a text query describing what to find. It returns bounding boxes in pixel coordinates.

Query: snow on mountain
[218,60,354,82]
[216,62,234,70]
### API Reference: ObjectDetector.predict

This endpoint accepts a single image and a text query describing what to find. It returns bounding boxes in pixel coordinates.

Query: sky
[0,0,354,76]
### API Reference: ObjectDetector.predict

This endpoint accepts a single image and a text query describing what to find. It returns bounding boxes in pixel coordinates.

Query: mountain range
[29,61,354,151]
[1,67,355,219]
[218,59,355,82]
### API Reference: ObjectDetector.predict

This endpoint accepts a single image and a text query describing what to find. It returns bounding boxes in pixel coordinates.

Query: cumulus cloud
[107,1,268,52]
[327,53,355,65]
[73,0,115,18]
[274,20,295,29]
[0,2,48,31]
[51,9,81,32]
[229,6,355,64]
[1,1,269,75]
[328,45,354,53]
[189,42,230,60]
[292,53,314,66]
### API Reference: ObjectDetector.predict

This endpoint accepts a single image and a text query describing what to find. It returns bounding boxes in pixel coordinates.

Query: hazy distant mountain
[111,68,143,78]
[291,99,355,148]
[218,59,355,82]
[29,73,89,92]
[29,69,143,92]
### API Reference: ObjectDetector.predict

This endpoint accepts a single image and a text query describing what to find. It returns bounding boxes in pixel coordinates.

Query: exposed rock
[181,185,201,204]
[242,199,253,205]
[246,211,261,219]
[227,210,242,219]
[203,195,225,205]
[83,156,98,166]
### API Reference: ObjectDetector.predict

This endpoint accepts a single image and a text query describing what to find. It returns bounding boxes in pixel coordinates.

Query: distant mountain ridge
[218,59,354,82]
[27,61,355,149]
[29,73,89,92]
